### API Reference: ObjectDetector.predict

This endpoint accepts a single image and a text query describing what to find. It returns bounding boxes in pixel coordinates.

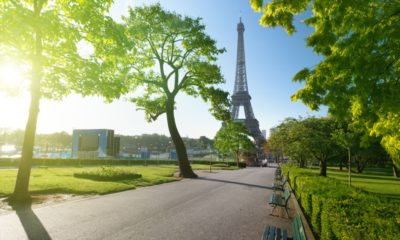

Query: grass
[191,163,239,171]
[308,166,400,200]
[0,165,178,197]
[0,164,239,198]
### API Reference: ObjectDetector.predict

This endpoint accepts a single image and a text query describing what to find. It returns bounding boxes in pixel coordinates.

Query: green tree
[268,118,310,167]
[269,117,339,176]
[301,117,339,176]
[250,0,400,169]
[121,5,229,177]
[214,121,255,167]
[199,136,213,149]
[0,0,121,200]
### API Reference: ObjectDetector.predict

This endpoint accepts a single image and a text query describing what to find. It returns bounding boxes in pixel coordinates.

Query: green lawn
[0,164,238,198]
[0,165,178,197]
[309,167,400,200]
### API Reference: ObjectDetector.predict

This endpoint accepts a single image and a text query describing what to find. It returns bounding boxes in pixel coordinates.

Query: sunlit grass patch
[308,166,400,200]
[0,166,178,197]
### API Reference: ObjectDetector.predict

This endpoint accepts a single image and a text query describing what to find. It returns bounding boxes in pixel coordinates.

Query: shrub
[282,165,400,240]
[74,166,142,181]
[238,162,247,168]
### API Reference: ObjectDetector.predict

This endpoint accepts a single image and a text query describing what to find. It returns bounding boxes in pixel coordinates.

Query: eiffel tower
[231,18,265,146]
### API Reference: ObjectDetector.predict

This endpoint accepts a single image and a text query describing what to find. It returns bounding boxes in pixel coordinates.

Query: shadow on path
[12,203,52,240]
[196,177,273,190]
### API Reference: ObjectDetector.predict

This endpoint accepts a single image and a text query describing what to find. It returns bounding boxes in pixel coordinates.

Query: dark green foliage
[268,117,340,176]
[237,162,247,169]
[282,165,400,239]
[73,166,142,181]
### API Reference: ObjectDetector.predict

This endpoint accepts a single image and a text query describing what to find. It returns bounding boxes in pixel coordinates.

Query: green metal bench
[261,214,307,240]
[269,188,291,217]
[272,177,287,192]
[274,169,283,181]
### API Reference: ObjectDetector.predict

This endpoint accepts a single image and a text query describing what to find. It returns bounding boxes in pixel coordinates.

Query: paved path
[0,167,291,240]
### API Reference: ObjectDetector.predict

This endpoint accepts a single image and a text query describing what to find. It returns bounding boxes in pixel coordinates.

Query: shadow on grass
[376,193,400,201]
[348,180,400,185]
[10,201,52,240]
[28,188,100,196]
[362,168,393,176]
[328,171,400,182]
[195,177,273,190]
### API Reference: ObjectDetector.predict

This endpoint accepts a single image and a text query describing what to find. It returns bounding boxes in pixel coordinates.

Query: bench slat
[283,227,287,240]
[292,215,307,240]
[268,225,275,240]
[276,227,281,240]
[262,225,270,240]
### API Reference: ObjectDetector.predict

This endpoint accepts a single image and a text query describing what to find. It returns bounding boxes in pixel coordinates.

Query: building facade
[72,129,120,159]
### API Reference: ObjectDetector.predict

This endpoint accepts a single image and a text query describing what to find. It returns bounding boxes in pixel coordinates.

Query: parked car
[261,159,268,167]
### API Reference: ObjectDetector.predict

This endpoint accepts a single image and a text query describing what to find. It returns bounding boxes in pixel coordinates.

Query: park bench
[275,169,283,181]
[261,214,307,240]
[269,188,291,217]
[272,177,287,192]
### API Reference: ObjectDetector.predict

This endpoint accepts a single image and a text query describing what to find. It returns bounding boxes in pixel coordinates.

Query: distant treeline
[0,158,234,168]
[118,134,213,153]
[0,130,213,153]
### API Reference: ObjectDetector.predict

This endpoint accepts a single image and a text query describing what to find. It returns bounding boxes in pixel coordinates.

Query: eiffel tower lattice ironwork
[231,18,265,145]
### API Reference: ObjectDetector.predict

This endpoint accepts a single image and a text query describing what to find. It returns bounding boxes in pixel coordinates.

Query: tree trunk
[12,11,43,201]
[319,159,327,177]
[393,164,400,178]
[339,157,343,171]
[299,156,305,168]
[348,148,351,186]
[235,151,239,167]
[166,99,197,178]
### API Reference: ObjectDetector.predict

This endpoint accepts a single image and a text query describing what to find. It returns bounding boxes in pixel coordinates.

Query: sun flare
[0,62,28,93]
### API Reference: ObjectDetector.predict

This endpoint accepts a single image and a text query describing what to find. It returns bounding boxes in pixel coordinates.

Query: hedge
[281,165,400,240]
[73,166,142,181]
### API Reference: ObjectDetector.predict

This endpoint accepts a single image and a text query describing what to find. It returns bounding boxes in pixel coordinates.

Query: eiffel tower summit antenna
[230,17,265,146]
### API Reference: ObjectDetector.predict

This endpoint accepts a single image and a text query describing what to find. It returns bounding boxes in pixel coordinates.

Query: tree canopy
[269,117,390,176]
[0,0,121,200]
[250,0,400,168]
[267,118,310,167]
[120,4,230,177]
[214,121,255,167]
[268,117,339,176]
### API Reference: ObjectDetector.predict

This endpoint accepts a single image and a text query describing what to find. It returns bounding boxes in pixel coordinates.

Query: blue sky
[0,0,326,138]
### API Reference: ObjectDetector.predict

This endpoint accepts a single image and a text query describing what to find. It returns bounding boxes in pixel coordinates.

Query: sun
[0,61,28,94]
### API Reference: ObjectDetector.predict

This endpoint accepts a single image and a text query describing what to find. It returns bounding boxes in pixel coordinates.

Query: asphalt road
[0,167,291,240]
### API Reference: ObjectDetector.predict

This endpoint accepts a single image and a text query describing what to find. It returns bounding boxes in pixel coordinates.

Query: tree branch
[146,34,161,60]
[172,69,179,96]
[177,71,192,90]
[136,108,166,121]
